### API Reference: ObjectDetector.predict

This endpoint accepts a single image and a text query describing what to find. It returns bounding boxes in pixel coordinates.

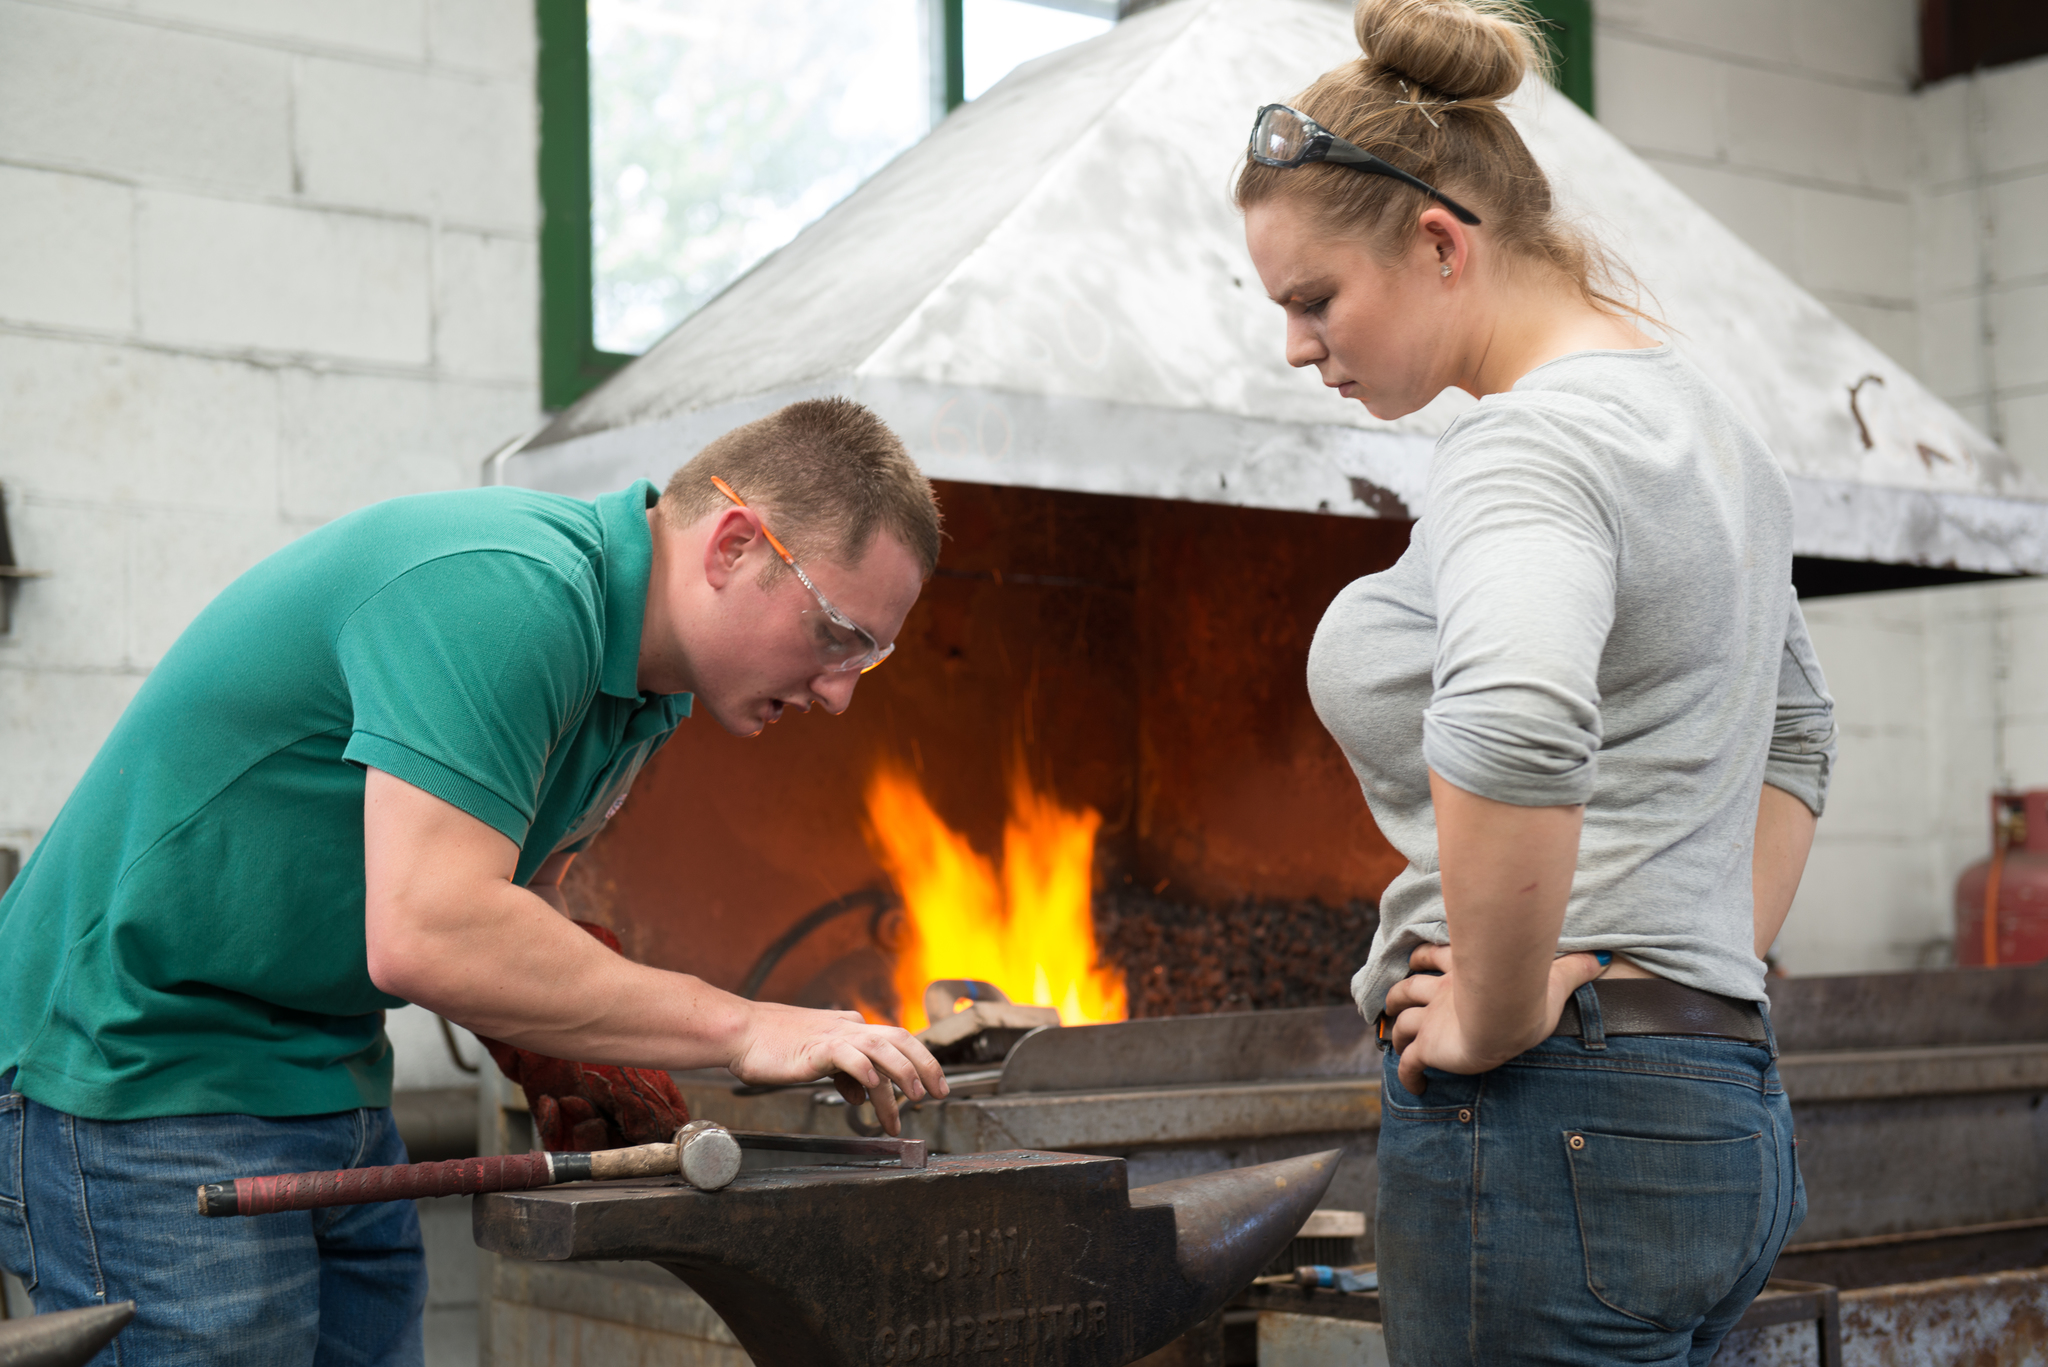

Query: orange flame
[863,763,1128,1032]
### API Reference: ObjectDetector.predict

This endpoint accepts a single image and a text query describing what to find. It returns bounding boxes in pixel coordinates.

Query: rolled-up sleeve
[1420,403,1617,807]
[1766,594,1837,816]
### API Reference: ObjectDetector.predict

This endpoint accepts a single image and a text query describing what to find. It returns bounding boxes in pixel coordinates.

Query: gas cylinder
[1954,790,2048,967]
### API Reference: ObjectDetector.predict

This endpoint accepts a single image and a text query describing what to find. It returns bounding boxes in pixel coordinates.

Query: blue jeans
[1376,988,1804,1366]
[0,1075,425,1366]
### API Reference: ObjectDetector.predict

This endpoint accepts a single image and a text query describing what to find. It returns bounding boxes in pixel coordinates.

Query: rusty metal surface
[476,1148,1338,1367]
[1775,1042,2048,1101]
[1767,964,2048,1052]
[487,1260,747,1367]
[996,1008,1373,1095]
[912,1081,1378,1154]
[1837,1265,2048,1364]
[1781,1088,2048,1242]
[1774,1217,2048,1292]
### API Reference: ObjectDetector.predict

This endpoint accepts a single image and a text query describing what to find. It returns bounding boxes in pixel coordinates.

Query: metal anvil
[474,1147,1339,1366]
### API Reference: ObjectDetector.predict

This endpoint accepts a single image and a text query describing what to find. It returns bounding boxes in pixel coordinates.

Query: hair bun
[1353,0,1542,103]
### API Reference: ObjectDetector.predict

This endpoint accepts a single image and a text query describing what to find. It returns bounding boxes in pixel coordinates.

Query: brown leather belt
[1553,978,1768,1043]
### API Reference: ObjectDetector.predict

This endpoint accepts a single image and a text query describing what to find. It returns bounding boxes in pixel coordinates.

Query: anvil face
[475,1148,1338,1366]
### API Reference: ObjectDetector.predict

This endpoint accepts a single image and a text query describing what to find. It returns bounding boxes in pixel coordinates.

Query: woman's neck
[1461,278,1659,399]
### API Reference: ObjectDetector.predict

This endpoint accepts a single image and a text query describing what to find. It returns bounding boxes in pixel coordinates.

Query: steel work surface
[475,1148,1337,1367]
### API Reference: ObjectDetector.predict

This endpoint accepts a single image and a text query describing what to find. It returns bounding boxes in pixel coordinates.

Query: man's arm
[1753,782,1817,960]
[362,768,946,1131]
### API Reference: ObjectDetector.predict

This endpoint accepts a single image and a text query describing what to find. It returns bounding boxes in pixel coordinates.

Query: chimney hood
[492,0,2046,575]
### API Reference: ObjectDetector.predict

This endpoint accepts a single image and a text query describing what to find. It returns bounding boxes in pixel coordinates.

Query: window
[536,0,1588,409]
[538,0,1117,408]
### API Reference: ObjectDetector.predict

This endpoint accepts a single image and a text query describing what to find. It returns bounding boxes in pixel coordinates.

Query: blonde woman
[1238,1,1837,1360]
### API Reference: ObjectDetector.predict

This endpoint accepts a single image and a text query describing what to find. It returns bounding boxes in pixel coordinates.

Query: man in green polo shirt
[0,398,948,1365]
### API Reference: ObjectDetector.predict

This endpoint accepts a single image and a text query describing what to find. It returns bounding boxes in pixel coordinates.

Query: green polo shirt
[0,482,690,1121]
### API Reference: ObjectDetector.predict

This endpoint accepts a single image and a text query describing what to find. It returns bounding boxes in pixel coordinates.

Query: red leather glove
[478,921,691,1152]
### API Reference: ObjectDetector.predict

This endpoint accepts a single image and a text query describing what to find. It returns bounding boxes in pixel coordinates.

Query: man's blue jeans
[0,1075,425,1366]
[1376,989,1804,1366]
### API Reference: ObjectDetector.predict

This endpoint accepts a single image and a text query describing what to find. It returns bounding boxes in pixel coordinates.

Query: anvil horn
[1130,1149,1343,1301]
[0,1301,136,1367]
[475,1146,1344,1366]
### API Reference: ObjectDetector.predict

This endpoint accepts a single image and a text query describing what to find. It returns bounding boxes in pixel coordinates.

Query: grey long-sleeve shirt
[1307,345,1837,1019]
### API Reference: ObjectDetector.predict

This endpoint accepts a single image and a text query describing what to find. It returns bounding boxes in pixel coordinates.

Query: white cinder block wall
[0,0,539,1350]
[0,0,543,872]
[1596,5,2048,973]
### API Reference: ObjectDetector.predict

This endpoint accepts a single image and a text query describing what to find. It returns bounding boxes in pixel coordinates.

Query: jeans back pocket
[0,1087,34,1292]
[1565,1128,1762,1331]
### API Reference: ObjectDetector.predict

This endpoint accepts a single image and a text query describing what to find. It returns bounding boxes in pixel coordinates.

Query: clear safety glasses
[1247,103,1482,227]
[711,476,895,675]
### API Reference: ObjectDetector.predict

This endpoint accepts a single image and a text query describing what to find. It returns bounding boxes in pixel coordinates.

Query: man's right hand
[728,1002,948,1135]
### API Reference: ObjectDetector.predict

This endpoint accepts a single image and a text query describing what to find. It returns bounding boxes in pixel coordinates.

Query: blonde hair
[662,398,942,579]
[1236,0,1646,320]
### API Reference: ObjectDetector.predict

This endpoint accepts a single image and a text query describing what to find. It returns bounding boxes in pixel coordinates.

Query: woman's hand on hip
[1385,943,1607,1095]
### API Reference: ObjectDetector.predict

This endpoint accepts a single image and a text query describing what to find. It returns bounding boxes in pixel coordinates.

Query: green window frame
[534,0,1589,411]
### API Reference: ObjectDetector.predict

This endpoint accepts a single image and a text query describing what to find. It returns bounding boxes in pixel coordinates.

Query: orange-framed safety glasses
[711,476,895,675]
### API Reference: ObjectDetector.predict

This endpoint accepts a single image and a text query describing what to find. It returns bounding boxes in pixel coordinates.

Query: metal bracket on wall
[0,483,50,635]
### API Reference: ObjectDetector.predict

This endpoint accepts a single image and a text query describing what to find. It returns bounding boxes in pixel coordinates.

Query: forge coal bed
[474,963,2048,1366]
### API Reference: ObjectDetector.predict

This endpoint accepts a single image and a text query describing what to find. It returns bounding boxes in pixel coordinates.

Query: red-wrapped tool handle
[197,1150,571,1217]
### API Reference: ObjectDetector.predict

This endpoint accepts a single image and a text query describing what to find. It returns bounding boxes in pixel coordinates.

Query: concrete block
[0,1,290,193]
[1996,389,2048,486]
[1777,836,1950,975]
[0,335,280,510]
[124,508,298,667]
[1595,37,1725,161]
[1819,297,1917,372]
[1914,187,1984,299]
[2001,604,2048,725]
[295,59,439,216]
[1989,170,2048,285]
[1594,0,1792,67]
[2003,717,2048,793]
[429,0,534,74]
[1787,0,1915,87]
[1914,293,1989,400]
[1807,610,1923,728]
[0,666,145,836]
[1988,283,2048,392]
[127,0,426,61]
[1913,75,1972,189]
[1820,728,1928,839]
[436,231,538,381]
[389,1003,489,1091]
[0,166,133,334]
[297,61,534,231]
[0,495,131,671]
[138,191,431,364]
[1979,55,2048,179]
[1256,1310,1389,1367]
[426,74,536,232]
[1794,187,1912,299]
[1645,162,1800,279]
[277,369,536,522]
[1724,68,1912,194]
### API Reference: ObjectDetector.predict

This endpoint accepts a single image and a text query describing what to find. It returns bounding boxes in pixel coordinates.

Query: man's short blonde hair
[661,398,941,578]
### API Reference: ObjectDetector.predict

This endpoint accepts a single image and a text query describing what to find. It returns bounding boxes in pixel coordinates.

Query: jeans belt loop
[1573,981,1607,1051]
[1760,1001,1781,1061]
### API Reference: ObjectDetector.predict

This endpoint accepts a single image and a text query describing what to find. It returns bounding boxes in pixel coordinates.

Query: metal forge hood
[496,0,2047,573]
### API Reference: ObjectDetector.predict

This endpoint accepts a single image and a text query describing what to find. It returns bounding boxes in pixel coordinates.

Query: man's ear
[702,508,760,590]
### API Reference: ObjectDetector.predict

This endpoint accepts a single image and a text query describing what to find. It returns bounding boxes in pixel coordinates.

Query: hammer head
[475,1147,1339,1366]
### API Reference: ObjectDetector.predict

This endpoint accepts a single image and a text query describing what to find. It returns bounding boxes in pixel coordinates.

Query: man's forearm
[1752,782,1817,960]
[1429,770,1585,1061]
[369,872,757,1068]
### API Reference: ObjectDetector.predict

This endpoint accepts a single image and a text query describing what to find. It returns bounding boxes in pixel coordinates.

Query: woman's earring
[1440,262,1452,278]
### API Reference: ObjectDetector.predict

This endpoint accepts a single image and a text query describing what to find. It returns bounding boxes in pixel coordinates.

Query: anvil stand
[473,1147,1339,1366]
